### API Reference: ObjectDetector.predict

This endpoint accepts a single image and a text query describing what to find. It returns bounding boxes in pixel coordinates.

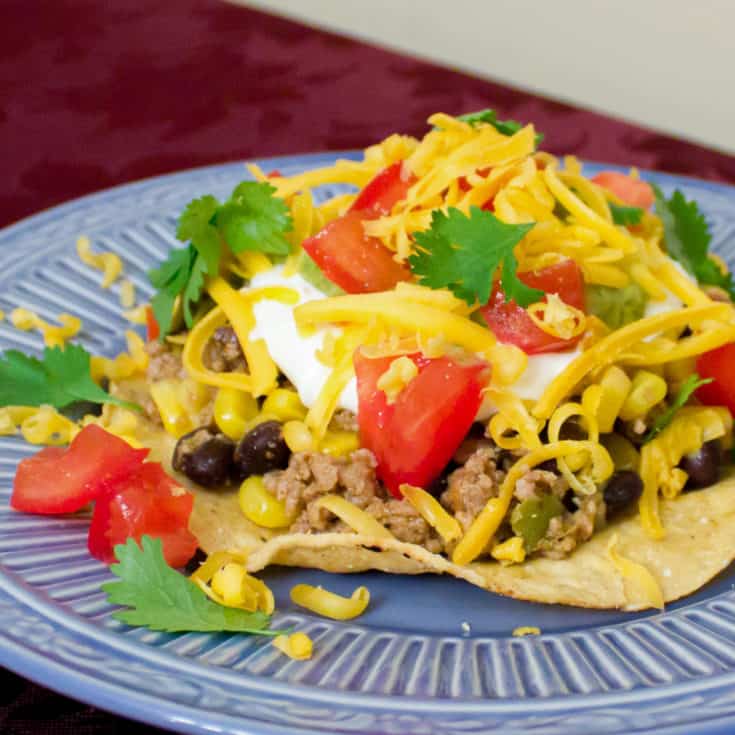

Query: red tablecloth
[2,1,735,733]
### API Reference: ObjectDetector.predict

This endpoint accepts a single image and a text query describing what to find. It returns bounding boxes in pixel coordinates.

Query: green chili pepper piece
[510,495,565,552]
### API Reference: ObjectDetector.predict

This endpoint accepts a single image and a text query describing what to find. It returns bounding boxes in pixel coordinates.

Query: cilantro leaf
[410,206,538,306]
[215,182,292,256]
[609,201,643,226]
[456,108,545,146]
[182,252,209,326]
[103,536,282,634]
[149,246,195,338]
[653,184,735,299]
[149,181,293,338]
[0,344,139,411]
[643,374,713,443]
[177,195,221,275]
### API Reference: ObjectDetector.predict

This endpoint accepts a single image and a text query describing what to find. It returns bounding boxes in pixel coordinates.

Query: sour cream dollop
[248,266,359,412]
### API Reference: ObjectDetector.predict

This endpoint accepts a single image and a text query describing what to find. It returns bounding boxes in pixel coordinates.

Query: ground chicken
[203,327,247,373]
[146,340,187,381]
[264,450,443,552]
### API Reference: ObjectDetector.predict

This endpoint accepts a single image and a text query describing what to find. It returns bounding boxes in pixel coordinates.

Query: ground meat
[514,469,568,502]
[441,446,505,531]
[203,327,247,373]
[537,492,605,559]
[265,450,442,552]
[142,340,214,426]
[331,409,358,433]
[146,340,187,381]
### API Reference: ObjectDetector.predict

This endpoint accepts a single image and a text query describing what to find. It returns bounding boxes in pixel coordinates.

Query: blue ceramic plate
[2,153,735,735]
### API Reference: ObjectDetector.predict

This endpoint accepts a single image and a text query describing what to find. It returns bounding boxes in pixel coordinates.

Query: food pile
[4,111,735,639]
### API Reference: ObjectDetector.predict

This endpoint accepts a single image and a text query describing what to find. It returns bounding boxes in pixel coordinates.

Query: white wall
[237,0,735,154]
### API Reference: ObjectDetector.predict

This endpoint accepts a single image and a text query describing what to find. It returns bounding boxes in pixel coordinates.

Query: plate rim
[2,153,735,735]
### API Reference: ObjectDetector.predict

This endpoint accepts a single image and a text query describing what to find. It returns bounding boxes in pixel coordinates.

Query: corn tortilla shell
[192,472,735,611]
[131,403,735,611]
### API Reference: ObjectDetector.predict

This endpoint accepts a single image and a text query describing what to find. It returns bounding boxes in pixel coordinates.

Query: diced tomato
[696,343,735,415]
[592,171,655,210]
[458,168,494,209]
[350,161,416,217]
[354,351,489,497]
[88,462,197,567]
[145,305,160,342]
[478,259,585,355]
[266,169,282,178]
[11,425,149,515]
[302,163,415,294]
[302,210,411,293]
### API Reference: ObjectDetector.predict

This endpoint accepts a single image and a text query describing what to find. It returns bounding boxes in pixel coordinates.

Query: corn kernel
[491,536,526,564]
[239,476,292,529]
[620,370,667,421]
[283,420,315,452]
[213,387,258,440]
[319,430,360,457]
[262,388,307,422]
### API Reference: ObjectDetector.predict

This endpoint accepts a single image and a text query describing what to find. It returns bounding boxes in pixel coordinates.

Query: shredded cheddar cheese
[377,356,418,404]
[527,293,586,340]
[290,583,370,620]
[512,626,541,637]
[272,632,313,660]
[119,279,136,309]
[10,308,81,348]
[313,495,394,539]
[76,235,123,288]
[607,534,664,610]
[400,483,463,544]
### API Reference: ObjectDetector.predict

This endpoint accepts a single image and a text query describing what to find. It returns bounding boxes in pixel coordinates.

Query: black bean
[173,426,235,488]
[538,459,559,474]
[604,470,643,516]
[681,440,721,490]
[183,547,208,576]
[562,489,578,513]
[233,420,290,480]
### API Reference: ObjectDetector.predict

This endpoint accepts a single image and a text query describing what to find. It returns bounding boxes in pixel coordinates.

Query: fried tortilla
[191,469,735,611]
[130,387,735,612]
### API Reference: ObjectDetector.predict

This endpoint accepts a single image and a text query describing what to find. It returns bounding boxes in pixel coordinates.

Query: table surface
[2,1,735,733]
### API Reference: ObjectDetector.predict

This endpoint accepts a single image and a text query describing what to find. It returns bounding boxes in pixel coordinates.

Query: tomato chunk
[302,210,411,293]
[354,351,489,496]
[11,425,149,515]
[302,163,415,294]
[145,305,160,342]
[696,343,735,415]
[592,171,655,209]
[478,259,585,355]
[88,462,197,567]
[350,161,415,216]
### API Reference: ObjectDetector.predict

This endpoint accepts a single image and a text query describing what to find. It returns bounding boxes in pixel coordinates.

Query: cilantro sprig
[456,108,545,147]
[0,344,139,411]
[653,184,735,299]
[410,206,540,307]
[103,536,284,635]
[149,181,293,338]
[609,201,643,226]
[643,374,713,443]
